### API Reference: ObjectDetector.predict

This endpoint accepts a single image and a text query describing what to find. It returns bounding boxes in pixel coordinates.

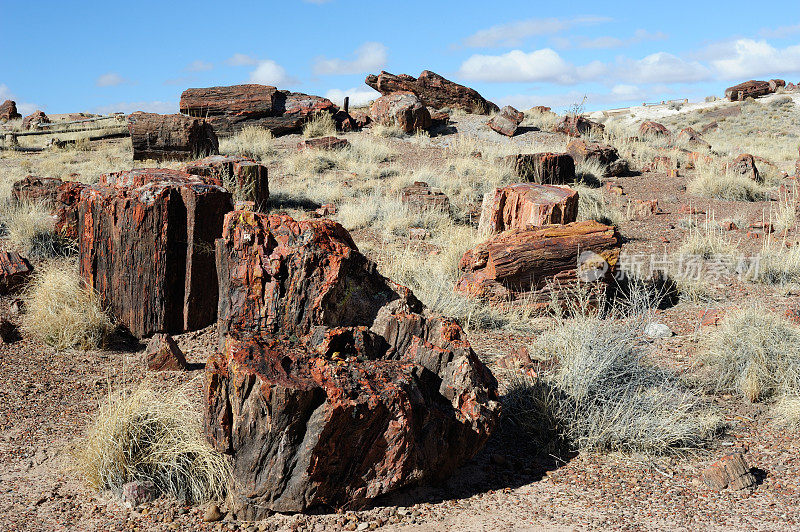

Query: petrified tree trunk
[78,169,232,337]
[505,153,575,184]
[479,184,578,233]
[457,220,621,304]
[0,251,33,294]
[207,211,500,516]
[182,155,269,210]
[127,112,219,162]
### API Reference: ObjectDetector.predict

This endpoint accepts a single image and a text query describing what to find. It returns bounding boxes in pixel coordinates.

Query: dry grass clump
[218,125,276,162]
[521,107,560,132]
[573,184,626,226]
[505,308,720,455]
[302,111,337,138]
[77,381,230,504]
[687,162,769,202]
[678,218,737,260]
[0,200,76,258]
[22,261,113,350]
[748,243,800,285]
[700,308,800,404]
[370,123,407,138]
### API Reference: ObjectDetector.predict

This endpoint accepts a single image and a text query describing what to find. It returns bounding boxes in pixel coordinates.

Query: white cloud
[458,48,602,84]
[17,103,38,115]
[249,59,293,86]
[314,42,387,75]
[616,52,711,83]
[96,72,128,87]
[186,60,213,72]
[760,23,800,39]
[92,100,176,114]
[0,84,11,100]
[325,87,381,107]
[462,16,611,48]
[708,39,800,79]
[226,53,259,66]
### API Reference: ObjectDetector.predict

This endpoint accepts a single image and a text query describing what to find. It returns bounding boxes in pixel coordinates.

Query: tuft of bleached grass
[748,242,800,285]
[370,123,407,138]
[22,261,113,350]
[687,159,769,201]
[521,107,561,132]
[0,200,76,257]
[76,381,230,504]
[302,112,336,139]
[678,217,737,260]
[700,308,800,404]
[505,298,721,455]
[573,184,626,226]
[218,125,276,162]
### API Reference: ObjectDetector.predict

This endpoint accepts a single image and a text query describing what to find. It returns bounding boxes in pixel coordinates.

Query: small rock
[701,453,757,490]
[121,480,156,508]
[357,523,370,531]
[146,333,188,371]
[0,318,21,343]
[203,503,223,523]
[644,322,673,339]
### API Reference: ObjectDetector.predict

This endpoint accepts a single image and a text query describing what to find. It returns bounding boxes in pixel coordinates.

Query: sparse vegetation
[218,125,276,162]
[505,307,721,455]
[22,261,113,350]
[700,308,800,405]
[302,111,336,138]
[76,381,230,504]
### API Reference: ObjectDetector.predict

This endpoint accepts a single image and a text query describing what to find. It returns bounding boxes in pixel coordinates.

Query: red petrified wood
[478,183,578,233]
[207,212,500,516]
[369,91,431,133]
[457,220,621,305]
[488,105,524,137]
[400,181,451,212]
[0,251,33,295]
[127,112,219,162]
[365,70,499,114]
[182,155,269,210]
[78,169,233,337]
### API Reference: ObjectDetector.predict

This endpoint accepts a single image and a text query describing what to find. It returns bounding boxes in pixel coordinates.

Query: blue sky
[2,0,800,115]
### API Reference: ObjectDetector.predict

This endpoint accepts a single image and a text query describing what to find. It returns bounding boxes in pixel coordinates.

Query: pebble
[204,503,223,523]
[644,322,673,339]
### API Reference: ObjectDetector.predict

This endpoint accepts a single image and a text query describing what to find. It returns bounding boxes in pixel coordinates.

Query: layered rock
[505,153,575,184]
[128,112,219,162]
[554,115,603,137]
[400,181,451,212]
[725,80,771,101]
[79,169,233,337]
[457,220,621,306]
[488,105,524,137]
[179,84,337,136]
[182,155,269,210]
[365,70,498,114]
[478,184,578,234]
[639,121,670,138]
[0,251,33,295]
[0,100,21,122]
[369,92,431,133]
[146,333,188,371]
[565,139,628,177]
[207,212,500,516]
[22,110,50,130]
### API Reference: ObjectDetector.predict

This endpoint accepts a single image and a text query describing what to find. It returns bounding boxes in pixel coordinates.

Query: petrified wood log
[182,155,269,210]
[565,139,629,177]
[554,115,603,137]
[505,153,575,184]
[725,80,771,101]
[369,92,431,133]
[488,105,524,137]
[207,212,500,516]
[179,85,337,136]
[365,70,498,114]
[457,220,621,304]
[639,121,670,138]
[127,112,219,162]
[479,183,578,233]
[400,181,451,212]
[79,169,233,337]
[11,176,88,239]
[730,154,760,182]
[0,251,33,295]
[11,176,64,204]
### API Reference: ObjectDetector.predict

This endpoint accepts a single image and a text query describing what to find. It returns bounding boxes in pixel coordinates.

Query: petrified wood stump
[479,183,578,233]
